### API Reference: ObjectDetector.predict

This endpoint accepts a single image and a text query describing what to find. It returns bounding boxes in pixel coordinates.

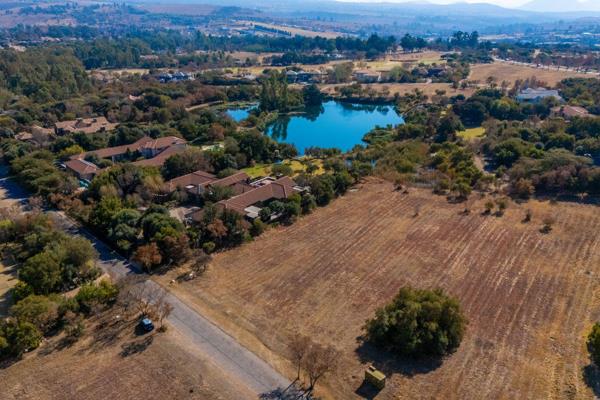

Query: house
[74,136,187,163]
[66,136,187,178]
[169,170,252,196]
[551,105,591,119]
[190,176,305,221]
[14,131,34,142]
[55,117,118,135]
[158,71,192,83]
[64,159,99,181]
[516,88,563,103]
[354,70,381,83]
[166,170,217,193]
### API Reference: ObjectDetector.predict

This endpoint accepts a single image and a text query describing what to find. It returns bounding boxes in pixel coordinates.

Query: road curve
[0,170,290,397]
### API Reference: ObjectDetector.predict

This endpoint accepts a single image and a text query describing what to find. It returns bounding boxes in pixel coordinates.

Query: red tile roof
[217,176,298,214]
[55,117,118,134]
[166,170,216,192]
[65,159,99,177]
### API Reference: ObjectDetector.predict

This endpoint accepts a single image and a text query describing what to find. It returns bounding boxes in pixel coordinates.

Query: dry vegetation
[158,178,600,399]
[0,310,252,400]
[470,62,594,85]
[321,82,474,99]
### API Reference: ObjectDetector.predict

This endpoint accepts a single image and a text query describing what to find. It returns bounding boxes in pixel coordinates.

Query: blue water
[226,107,256,122]
[265,101,403,154]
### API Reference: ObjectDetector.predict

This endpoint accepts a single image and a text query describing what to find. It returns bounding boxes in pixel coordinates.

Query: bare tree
[288,334,311,384]
[157,300,174,328]
[304,343,338,395]
[285,336,338,397]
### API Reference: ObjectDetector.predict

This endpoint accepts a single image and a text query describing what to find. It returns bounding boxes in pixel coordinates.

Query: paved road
[0,170,290,397]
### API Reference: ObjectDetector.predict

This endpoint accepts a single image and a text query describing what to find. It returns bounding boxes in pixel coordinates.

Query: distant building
[286,70,326,84]
[516,88,563,103]
[55,117,118,135]
[551,105,591,119]
[158,71,192,83]
[354,69,381,83]
[66,136,188,179]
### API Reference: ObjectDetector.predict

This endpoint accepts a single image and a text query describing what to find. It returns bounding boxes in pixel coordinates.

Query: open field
[241,21,342,39]
[470,62,594,85]
[158,179,600,399]
[321,82,475,99]
[0,312,253,400]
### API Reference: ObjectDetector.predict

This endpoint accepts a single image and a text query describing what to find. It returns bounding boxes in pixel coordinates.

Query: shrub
[0,320,42,358]
[364,287,467,357]
[75,280,119,314]
[589,323,600,366]
[10,295,60,334]
[11,281,34,303]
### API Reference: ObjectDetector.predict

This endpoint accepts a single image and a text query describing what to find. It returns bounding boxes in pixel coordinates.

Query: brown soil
[158,179,600,399]
[470,62,593,86]
[0,313,253,400]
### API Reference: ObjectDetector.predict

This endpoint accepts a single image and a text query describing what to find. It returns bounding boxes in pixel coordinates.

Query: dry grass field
[242,21,342,39]
[470,62,594,85]
[159,179,600,399]
[0,313,252,400]
[321,82,475,99]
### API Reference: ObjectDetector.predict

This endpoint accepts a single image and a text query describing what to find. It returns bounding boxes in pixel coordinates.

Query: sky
[337,0,600,8]
[425,0,528,6]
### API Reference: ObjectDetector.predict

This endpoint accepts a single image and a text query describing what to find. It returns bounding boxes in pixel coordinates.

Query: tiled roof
[217,176,298,214]
[133,143,187,167]
[65,158,99,176]
[55,117,118,134]
[166,170,216,191]
[205,172,250,189]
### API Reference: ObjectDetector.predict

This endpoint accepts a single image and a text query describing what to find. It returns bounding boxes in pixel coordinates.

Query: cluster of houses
[166,170,305,221]
[65,135,188,181]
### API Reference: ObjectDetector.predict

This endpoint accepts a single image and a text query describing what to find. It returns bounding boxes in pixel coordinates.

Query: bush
[589,323,600,366]
[75,280,118,314]
[10,294,60,334]
[11,281,34,303]
[364,287,467,357]
[0,320,42,358]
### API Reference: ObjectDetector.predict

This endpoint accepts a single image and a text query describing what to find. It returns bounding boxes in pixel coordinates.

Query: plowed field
[163,179,600,399]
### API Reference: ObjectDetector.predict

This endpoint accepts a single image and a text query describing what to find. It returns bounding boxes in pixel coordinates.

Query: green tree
[588,322,600,366]
[19,251,62,294]
[10,295,59,333]
[364,287,467,357]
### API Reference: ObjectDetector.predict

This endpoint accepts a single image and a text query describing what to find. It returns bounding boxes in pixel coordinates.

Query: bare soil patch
[0,313,253,400]
[470,62,594,86]
[158,179,600,399]
[321,82,474,99]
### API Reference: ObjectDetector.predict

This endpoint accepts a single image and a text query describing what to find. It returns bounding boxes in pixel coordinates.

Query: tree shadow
[258,385,307,400]
[583,364,600,397]
[0,262,17,317]
[354,381,383,400]
[355,338,443,379]
[120,335,154,357]
[80,312,135,354]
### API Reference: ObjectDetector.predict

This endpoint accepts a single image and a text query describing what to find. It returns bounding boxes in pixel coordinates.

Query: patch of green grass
[242,159,325,179]
[243,163,271,178]
[458,127,485,140]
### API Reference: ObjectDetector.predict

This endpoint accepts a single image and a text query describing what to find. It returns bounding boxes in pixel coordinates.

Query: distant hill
[521,0,600,12]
